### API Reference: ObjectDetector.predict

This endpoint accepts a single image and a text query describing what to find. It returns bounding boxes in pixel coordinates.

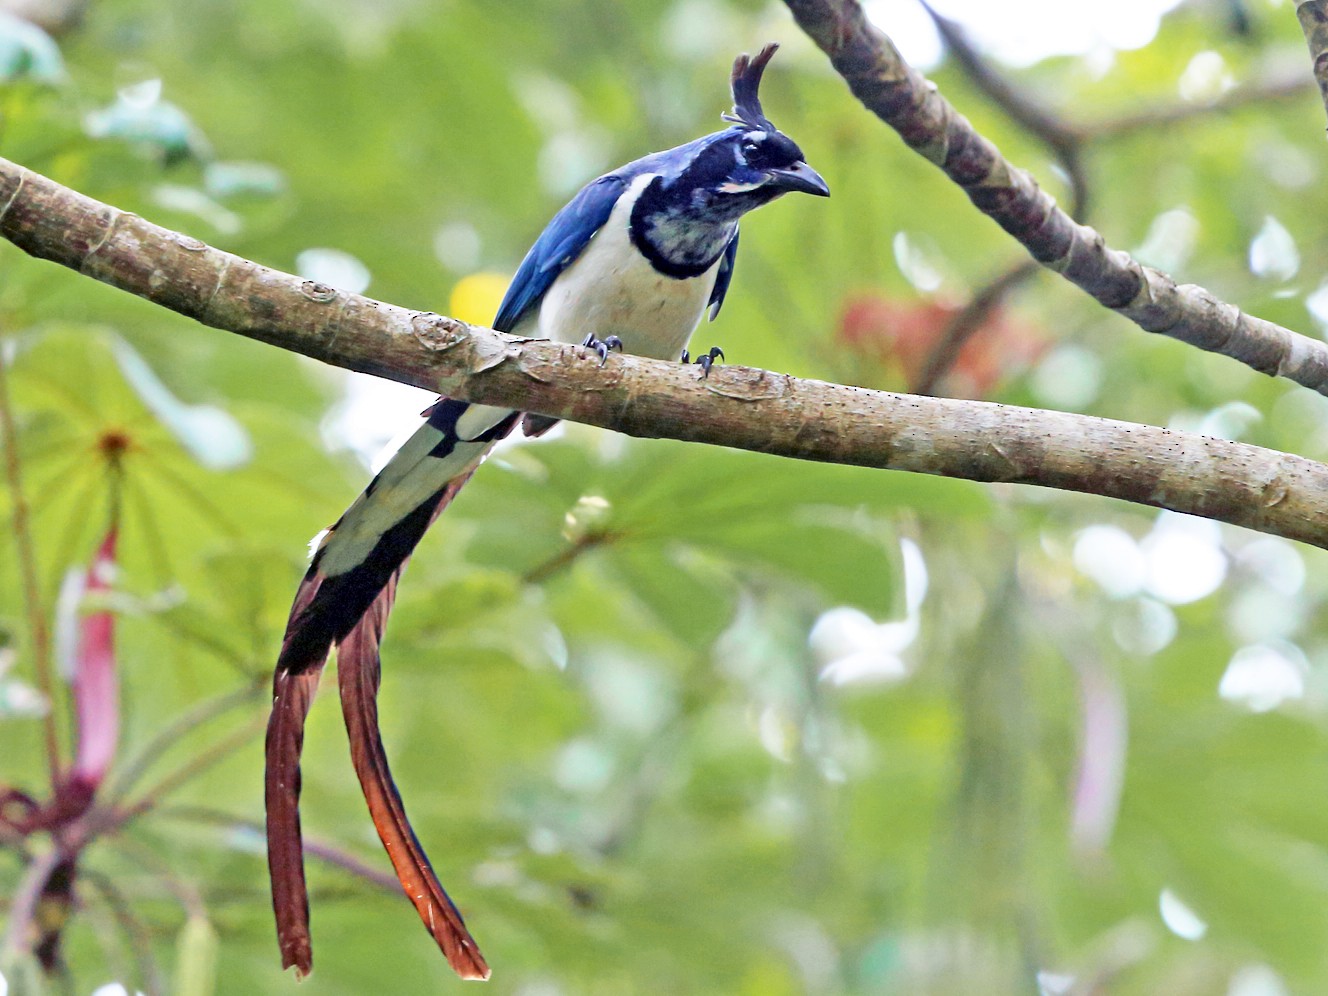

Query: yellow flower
[448,272,510,326]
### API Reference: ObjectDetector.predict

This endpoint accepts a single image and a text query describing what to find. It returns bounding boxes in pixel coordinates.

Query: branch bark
[3,156,1328,549]
[1078,67,1311,141]
[783,0,1328,396]
[919,0,1087,215]
[1299,1,1328,124]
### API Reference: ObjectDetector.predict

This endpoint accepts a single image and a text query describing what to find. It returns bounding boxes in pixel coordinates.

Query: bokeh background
[4,0,1328,993]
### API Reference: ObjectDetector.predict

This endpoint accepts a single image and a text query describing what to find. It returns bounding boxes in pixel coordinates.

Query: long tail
[339,565,490,979]
[265,398,516,977]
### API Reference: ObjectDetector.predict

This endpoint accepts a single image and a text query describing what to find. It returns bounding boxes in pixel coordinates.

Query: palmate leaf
[0,326,343,793]
[5,328,346,596]
[463,433,989,637]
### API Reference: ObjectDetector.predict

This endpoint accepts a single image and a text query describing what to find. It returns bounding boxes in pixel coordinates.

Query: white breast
[524,173,721,362]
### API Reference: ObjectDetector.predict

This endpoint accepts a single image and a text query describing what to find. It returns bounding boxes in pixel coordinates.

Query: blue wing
[492,174,628,333]
[707,228,740,321]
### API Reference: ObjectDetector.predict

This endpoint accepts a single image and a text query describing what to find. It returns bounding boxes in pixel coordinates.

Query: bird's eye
[742,140,758,155]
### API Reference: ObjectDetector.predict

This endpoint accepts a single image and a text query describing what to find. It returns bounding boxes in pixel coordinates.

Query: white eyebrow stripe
[719,179,769,193]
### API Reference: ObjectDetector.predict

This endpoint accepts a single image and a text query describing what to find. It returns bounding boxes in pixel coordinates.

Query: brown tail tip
[338,581,492,982]
[281,941,312,979]
[456,951,491,981]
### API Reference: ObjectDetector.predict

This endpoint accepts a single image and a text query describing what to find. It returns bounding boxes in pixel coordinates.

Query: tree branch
[920,0,1087,216]
[782,0,1328,396]
[159,805,403,893]
[1,845,63,961]
[102,678,265,806]
[912,258,1040,397]
[1298,1,1328,124]
[82,868,166,996]
[1077,66,1311,141]
[2,157,1328,550]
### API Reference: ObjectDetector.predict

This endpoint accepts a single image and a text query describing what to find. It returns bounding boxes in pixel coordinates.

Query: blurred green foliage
[4,1,1328,994]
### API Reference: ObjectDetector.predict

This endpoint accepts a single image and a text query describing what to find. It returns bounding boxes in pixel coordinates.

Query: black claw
[685,345,725,379]
[582,334,623,365]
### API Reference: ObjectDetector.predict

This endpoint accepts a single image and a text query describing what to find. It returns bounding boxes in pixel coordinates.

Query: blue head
[714,43,830,202]
[628,43,829,277]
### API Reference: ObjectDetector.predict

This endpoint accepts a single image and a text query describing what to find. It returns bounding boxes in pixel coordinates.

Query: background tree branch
[919,0,1087,216]
[3,156,1328,550]
[1077,67,1311,141]
[784,0,1328,396]
[1298,0,1328,123]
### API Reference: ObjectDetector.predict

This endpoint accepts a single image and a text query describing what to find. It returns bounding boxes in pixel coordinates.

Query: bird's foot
[582,334,623,365]
[682,346,725,378]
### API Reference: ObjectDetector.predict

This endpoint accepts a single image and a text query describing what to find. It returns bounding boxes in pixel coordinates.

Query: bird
[264,42,828,981]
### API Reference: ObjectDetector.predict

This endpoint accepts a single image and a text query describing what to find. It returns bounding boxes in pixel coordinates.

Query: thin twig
[82,867,166,996]
[920,1,1088,216]
[1,845,63,958]
[522,531,619,584]
[0,347,62,784]
[930,3,1308,146]
[109,712,268,828]
[1079,67,1311,140]
[912,259,1040,396]
[103,678,265,805]
[159,805,402,892]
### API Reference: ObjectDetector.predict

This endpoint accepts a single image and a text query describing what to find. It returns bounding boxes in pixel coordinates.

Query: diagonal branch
[1078,67,1311,141]
[158,805,402,892]
[1298,1,1328,123]
[912,258,1040,396]
[782,0,1328,395]
[1,845,65,961]
[919,0,1087,215]
[103,678,266,805]
[2,157,1328,550]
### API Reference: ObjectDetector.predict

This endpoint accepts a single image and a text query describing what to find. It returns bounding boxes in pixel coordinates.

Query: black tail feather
[275,483,455,677]
[266,466,487,978]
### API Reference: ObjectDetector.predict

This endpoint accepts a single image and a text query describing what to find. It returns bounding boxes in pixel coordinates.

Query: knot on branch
[411,312,470,352]
[704,367,792,402]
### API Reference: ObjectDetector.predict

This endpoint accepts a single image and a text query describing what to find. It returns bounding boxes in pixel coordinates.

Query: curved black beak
[768,161,830,197]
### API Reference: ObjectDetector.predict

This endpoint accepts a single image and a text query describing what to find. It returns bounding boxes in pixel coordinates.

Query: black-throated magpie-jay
[266,43,828,980]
